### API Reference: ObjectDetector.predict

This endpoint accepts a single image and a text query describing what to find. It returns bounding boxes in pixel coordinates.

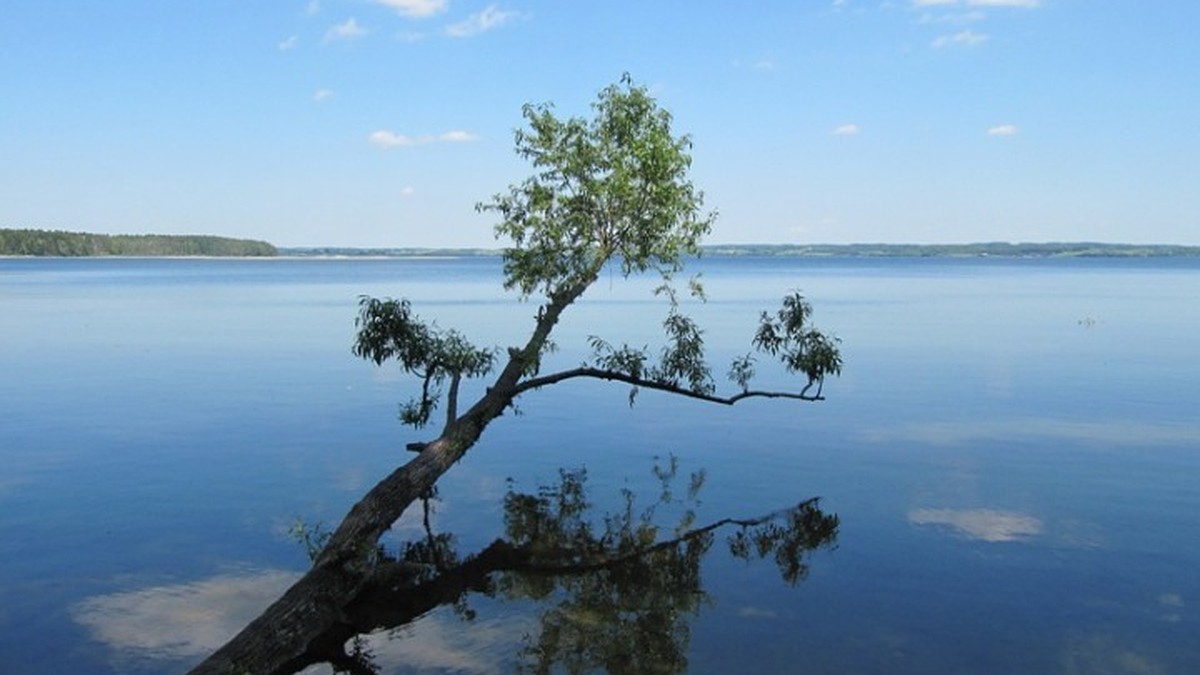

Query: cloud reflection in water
[73,570,526,673]
[72,570,300,661]
[908,508,1042,542]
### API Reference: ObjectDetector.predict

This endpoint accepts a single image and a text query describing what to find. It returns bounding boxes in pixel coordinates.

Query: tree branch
[443,372,461,434]
[512,367,823,403]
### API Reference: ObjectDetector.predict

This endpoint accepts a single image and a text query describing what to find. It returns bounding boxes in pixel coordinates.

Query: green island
[0,228,276,257]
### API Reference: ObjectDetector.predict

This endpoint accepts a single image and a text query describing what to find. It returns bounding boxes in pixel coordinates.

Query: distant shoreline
[4,228,1200,258]
[279,242,1200,259]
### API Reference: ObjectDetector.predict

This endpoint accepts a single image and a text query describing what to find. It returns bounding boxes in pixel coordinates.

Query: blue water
[2,256,1199,673]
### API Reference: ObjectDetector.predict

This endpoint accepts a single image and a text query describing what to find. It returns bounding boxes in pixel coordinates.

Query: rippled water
[2,256,1198,673]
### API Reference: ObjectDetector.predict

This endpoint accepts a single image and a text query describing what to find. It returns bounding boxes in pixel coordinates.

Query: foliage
[479,74,714,299]
[287,520,332,563]
[0,228,276,257]
[752,291,843,393]
[353,76,841,432]
[353,297,494,427]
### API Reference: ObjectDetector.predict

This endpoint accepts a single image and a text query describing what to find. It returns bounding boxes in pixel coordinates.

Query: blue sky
[3,1,1197,247]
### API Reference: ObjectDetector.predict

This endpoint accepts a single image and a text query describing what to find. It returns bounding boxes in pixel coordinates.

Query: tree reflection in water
[287,458,838,675]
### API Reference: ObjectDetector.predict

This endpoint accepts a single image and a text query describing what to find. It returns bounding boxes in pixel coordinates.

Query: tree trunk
[188,283,587,675]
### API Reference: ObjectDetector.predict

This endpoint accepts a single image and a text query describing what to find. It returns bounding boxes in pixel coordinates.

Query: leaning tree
[189,75,841,674]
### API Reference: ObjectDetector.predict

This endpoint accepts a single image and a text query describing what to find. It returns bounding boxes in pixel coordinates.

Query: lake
[2,256,1198,674]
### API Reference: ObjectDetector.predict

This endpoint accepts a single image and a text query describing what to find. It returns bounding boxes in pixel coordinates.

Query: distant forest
[0,229,277,257]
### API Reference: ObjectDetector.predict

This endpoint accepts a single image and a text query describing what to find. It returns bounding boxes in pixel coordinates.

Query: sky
[2,1,1198,248]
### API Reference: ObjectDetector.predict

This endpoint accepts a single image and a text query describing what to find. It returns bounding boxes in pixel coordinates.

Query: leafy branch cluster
[586,288,841,405]
[481,73,713,300]
[353,297,494,428]
[751,292,843,396]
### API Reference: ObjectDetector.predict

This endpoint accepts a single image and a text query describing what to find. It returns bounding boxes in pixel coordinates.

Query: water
[2,256,1198,673]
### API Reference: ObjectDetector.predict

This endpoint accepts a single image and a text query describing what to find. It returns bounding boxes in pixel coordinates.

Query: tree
[188,75,841,675]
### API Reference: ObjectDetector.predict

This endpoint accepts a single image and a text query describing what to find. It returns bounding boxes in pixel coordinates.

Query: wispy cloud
[933,29,988,47]
[373,0,449,19]
[369,129,478,148]
[323,17,367,43]
[987,124,1018,136]
[833,123,861,136]
[445,5,518,38]
[370,131,422,147]
[305,0,321,16]
[313,89,334,102]
[438,130,478,142]
[277,35,299,51]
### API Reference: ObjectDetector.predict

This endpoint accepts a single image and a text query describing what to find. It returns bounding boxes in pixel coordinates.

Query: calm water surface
[2,256,1198,673]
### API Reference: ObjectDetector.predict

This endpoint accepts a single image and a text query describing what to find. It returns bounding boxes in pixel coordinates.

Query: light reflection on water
[2,256,1199,673]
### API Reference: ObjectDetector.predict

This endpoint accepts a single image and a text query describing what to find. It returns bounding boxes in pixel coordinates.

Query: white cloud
[933,28,988,47]
[313,89,334,102]
[833,123,861,136]
[370,129,479,148]
[370,130,423,147]
[400,186,416,197]
[373,0,449,19]
[913,0,958,6]
[277,35,299,51]
[323,17,367,43]
[445,5,518,37]
[305,0,321,16]
[987,123,1018,136]
[439,130,478,142]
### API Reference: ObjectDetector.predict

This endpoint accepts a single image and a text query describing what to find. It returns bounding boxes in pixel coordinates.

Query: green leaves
[353,296,495,427]
[752,291,842,391]
[480,75,714,299]
[653,310,714,395]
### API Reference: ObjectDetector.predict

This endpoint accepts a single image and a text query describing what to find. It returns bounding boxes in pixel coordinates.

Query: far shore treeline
[4,228,1200,259]
[0,228,277,257]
